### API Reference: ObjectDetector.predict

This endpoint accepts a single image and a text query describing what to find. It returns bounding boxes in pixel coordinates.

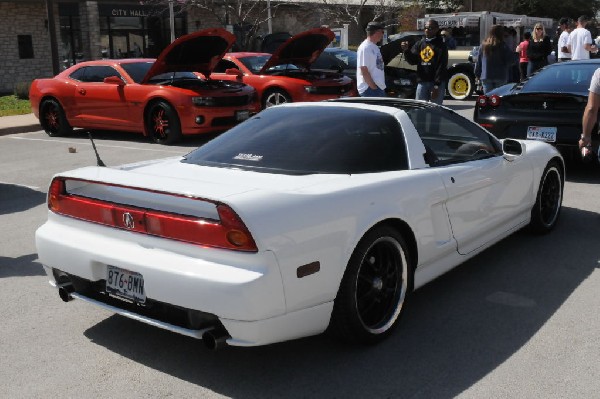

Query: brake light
[477,94,501,108]
[47,177,258,252]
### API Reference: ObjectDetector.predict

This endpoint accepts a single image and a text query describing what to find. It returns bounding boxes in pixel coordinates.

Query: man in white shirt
[357,21,386,97]
[579,68,600,159]
[557,18,572,61]
[567,15,598,60]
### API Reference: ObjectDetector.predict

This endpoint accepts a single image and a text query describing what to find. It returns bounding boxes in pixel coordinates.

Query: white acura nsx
[35,98,564,349]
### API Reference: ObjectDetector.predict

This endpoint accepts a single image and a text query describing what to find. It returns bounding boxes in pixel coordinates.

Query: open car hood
[141,28,235,83]
[259,28,334,73]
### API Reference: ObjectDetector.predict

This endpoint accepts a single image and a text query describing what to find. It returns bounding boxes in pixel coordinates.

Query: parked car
[36,98,564,349]
[474,59,600,157]
[384,31,476,100]
[212,28,357,108]
[29,28,258,145]
[311,47,417,99]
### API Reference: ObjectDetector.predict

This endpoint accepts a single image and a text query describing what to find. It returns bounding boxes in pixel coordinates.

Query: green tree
[513,0,600,20]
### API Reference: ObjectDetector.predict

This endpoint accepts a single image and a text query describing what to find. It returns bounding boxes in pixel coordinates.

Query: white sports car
[36,98,564,349]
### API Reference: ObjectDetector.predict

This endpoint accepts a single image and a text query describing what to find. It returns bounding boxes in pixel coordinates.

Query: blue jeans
[360,87,387,97]
[416,81,445,104]
[481,79,507,94]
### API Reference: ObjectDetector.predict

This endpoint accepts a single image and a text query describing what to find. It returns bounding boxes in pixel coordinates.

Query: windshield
[328,49,357,68]
[523,63,599,94]
[120,62,153,83]
[182,106,408,174]
[238,55,301,73]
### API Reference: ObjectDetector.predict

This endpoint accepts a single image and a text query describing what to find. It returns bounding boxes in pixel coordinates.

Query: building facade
[0,0,376,94]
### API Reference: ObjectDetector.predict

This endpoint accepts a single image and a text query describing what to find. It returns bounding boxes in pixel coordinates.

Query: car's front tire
[529,160,563,233]
[262,89,291,109]
[147,101,182,145]
[330,226,411,344]
[40,99,72,137]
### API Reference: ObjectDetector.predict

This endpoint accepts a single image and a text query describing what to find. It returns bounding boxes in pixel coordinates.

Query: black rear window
[523,63,599,94]
[182,106,408,174]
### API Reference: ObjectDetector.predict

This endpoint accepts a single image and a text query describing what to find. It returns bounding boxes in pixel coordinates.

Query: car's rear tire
[147,101,182,145]
[262,89,291,109]
[40,99,72,137]
[447,71,474,100]
[330,226,411,344]
[528,160,563,233]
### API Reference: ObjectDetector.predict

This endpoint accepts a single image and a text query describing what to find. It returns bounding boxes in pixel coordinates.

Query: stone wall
[0,2,53,94]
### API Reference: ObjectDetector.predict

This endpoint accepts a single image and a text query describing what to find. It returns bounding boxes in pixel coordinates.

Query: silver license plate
[526,126,557,142]
[106,265,146,303]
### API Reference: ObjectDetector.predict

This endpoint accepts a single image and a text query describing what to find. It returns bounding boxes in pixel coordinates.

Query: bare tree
[318,0,404,32]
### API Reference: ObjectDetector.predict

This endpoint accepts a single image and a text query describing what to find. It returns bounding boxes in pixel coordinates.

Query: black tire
[447,71,474,100]
[147,101,182,145]
[330,226,412,344]
[528,160,563,233]
[40,99,72,137]
[262,89,291,109]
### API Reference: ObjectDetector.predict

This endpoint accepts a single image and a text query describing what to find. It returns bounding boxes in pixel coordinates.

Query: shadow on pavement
[82,205,599,398]
[65,129,222,149]
[0,254,45,278]
[0,183,46,215]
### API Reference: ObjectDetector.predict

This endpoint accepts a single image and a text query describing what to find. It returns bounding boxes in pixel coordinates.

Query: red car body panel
[211,28,357,107]
[30,29,258,139]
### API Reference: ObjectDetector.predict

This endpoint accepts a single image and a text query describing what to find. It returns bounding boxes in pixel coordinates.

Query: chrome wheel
[262,89,291,108]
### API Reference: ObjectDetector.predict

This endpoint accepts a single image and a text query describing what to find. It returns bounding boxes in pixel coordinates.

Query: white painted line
[7,136,185,154]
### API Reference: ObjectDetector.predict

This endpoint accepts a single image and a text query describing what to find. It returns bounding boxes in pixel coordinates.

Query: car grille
[211,116,239,127]
[211,95,253,107]
[313,83,354,95]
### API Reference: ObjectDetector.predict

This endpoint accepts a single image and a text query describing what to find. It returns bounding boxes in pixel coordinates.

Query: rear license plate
[106,265,146,303]
[235,110,250,121]
[526,126,557,142]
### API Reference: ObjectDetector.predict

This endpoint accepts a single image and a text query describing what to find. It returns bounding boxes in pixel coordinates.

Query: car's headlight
[192,96,216,106]
[393,79,412,86]
[304,86,318,93]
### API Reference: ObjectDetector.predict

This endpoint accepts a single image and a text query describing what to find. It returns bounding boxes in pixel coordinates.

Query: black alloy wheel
[40,99,72,137]
[330,226,411,344]
[147,101,182,145]
[529,161,563,233]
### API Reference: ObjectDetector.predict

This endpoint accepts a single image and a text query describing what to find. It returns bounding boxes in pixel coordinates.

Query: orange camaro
[212,28,357,109]
[29,28,258,144]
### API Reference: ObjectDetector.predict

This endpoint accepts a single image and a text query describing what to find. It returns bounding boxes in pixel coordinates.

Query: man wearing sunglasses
[400,19,448,104]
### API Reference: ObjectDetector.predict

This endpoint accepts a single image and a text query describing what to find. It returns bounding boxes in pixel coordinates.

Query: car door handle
[78,89,86,95]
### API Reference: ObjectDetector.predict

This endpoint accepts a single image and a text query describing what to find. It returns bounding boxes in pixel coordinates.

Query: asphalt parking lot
[1,99,600,398]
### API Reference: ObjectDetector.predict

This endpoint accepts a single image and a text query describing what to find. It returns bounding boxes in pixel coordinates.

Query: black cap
[366,21,384,32]
[559,17,569,25]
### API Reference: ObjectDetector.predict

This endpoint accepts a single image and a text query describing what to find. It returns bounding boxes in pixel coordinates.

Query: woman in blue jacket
[475,25,516,94]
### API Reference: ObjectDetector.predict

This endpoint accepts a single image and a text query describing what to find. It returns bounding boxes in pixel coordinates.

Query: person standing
[557,18,572,61]
[475,25,516,94]
[579,67,600,160]
[526,23,552,76]
[515,31,531,82]
[568,15,598,61]
[441,29,456,50]
[400,19,448,104]
[356,21,387,97]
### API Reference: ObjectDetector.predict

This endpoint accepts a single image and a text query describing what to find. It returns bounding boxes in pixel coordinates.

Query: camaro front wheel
[529,161,563,233]
[40,99,72,137]
[330,226,412,344]
[147,101,182,145]
[262,89,291,109]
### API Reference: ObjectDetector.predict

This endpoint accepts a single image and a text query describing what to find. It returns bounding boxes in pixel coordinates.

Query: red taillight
[477,94,501,108]
[47,177,258,252]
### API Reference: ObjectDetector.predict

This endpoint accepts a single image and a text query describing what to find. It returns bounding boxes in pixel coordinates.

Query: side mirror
[502,139,525,161]
[225,68,243,77]
[103,76,124,86]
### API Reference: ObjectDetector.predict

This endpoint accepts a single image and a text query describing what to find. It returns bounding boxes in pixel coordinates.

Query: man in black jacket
[400,19,448,104]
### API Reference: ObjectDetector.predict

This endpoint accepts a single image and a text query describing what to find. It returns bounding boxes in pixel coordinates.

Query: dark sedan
[474,60,600,156]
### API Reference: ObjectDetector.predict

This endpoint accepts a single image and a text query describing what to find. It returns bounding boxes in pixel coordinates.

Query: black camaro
[474,59,600,157]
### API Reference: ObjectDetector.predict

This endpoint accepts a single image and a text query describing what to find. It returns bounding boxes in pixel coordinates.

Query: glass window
[120,62,153,83]
[17,35,34,59]
[183,106,408,174]
[214,59,239,73]
[238,55,270,73]
[405,107,501,165]
[524,63,598,93]
[69,66,87,81]
[79,66,122,83]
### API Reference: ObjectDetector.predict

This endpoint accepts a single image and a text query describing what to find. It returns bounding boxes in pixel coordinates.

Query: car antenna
[87,131,106,167]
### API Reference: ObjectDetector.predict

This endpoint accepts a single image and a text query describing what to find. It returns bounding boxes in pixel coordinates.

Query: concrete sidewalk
[0,113,40,136]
